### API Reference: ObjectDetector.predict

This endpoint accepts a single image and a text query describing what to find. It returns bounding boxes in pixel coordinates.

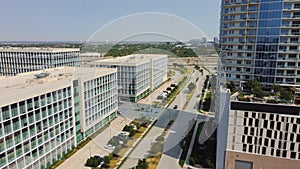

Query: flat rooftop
[231,101,300,116]
[93,54,167,66]
[0,66,116,107]
[0,47,80,53]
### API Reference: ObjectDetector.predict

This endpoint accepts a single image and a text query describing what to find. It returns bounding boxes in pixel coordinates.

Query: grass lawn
[133,126,146,139]
[108,126,147,168]
[147,154,162,169]
[109,156,121,169]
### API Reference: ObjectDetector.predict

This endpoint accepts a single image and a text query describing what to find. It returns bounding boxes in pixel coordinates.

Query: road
[185,70,209,113]
[156,70,198,169]
[120,108,180,169]
[138,70,181,105]
[57,116,131,169]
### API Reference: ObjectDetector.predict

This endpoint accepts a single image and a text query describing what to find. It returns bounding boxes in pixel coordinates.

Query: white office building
[0,47,80,76]
[91,54,168,102]
[216,90,300,169]
[0,66,118,169]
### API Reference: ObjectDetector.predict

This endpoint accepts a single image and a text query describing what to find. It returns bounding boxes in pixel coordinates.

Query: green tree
[187,82,196,91]
[104,156,110,165]
[280,89,293,101]
[85,157,100,167]
[245,80,264,98]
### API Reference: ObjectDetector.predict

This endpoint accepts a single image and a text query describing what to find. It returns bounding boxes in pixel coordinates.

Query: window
[267,130,272,138]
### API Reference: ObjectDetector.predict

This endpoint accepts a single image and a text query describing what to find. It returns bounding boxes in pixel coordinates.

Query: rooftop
[93,54,167,66]
[0,66,116,106]
[0,47,80,53]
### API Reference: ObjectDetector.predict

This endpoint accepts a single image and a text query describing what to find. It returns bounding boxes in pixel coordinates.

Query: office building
[220,0,300,87]
[91,54,168,102]
[0,66,118,169]
[0,47,80,76]
[217,99,300,169]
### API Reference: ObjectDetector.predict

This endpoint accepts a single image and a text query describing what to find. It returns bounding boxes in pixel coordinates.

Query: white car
[104,144,115,151]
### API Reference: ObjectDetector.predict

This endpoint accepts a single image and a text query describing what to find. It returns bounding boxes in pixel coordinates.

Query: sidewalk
[57,116,131,169]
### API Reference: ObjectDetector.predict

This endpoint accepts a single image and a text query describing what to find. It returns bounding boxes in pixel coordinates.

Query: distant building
[91,54,168,102]
[0,47,80,76]
[202,37,207,43]
[0,66,118,169]
[213,37,219,43]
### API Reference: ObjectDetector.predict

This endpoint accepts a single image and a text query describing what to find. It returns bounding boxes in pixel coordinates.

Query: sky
[0,1,220,42]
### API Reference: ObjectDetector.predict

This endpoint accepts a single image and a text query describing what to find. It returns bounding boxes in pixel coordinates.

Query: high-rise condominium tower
[220,0,300,87]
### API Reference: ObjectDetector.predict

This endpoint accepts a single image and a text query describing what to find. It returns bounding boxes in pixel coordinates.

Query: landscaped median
[116,119,157,169]
[129,120,174,169]
[178,121,197,167]
[47,123,110,169]
[88,117,152,169]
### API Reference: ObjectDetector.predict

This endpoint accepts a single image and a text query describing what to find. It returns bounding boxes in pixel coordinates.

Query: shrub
[189,157,195,166]
[122,125,130,131]
[104,156,110,165]
[85,157,100,167]
[155,135,165,142]
[179,159,185,167]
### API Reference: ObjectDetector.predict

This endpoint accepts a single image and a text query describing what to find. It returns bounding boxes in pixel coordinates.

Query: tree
[253,80,264,97]
[85,157,100,167]
[271,84,282,93]
[187,82,196,91]
[155,135,165,142]
[104,156,110,165]
[189,156,196,166]
[226,81,236,93]
[246,80,264,98]
[280,89,293,101]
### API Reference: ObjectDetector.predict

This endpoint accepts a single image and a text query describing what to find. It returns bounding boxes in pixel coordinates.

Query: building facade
[91,54,168,102]
[220,0,300,87]
[222,101,300,169]
[0,47,80,76]
[0,67,118,169]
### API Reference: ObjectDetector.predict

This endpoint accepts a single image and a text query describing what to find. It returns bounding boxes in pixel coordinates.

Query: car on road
[117,110,122,115]
[104,144,115,151]
[173,105,178,109]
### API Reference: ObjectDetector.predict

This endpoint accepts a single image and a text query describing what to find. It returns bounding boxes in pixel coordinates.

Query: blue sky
[0,1,220,41]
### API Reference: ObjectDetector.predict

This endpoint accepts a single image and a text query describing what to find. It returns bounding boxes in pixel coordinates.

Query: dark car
[94,155,104,162]
[173,105,178,109]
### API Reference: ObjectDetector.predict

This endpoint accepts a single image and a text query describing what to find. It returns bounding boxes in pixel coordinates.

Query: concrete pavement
[57,116,131,169]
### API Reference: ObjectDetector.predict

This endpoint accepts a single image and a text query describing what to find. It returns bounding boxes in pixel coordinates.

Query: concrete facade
[0,47,80,76]
[91,54,168,102]
[0,67,118,169]
[220,0,300,87]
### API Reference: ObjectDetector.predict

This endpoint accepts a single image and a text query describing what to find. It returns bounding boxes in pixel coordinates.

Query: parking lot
[57,116,131,169]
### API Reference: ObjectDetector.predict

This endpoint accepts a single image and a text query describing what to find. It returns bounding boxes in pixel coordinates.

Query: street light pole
[89,146,91,157]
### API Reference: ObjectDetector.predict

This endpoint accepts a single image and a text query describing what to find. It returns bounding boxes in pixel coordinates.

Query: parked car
[104,144,115,150]
[199,143,206,150]
[94,155,104,162]
[97,161,105,168]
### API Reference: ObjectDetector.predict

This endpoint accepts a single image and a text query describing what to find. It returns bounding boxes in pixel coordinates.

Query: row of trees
[104,44,197,57]
[243,80,293,100]
[130,158,148,169]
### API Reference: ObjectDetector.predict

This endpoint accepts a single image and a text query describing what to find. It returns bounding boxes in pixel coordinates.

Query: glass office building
[92,54,168,102]
[0,67,118,169]
[0,47,80,76]
[220,0,300,86]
